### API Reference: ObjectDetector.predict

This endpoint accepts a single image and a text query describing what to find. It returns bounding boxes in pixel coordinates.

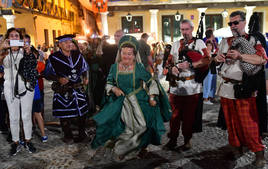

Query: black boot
[74,116,87,143]
[225,146,243,161]
[163,139,177,150]
[60,118,73,144]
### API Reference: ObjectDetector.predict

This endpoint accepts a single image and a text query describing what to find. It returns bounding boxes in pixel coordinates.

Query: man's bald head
[114,30,125,44]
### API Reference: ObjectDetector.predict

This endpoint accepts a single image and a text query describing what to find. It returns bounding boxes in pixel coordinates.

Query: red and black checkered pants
[221,97,265,152]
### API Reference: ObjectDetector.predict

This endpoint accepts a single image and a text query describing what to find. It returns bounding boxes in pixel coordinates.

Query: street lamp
[221,9,228,18]
[126,12,132,22]
[175,11,181,21]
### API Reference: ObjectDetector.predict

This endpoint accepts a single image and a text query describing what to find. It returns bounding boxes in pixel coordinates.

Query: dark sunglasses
[228,20,244,26]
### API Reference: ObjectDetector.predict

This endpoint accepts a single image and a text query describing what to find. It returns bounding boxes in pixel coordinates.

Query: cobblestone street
[0,80,268,169]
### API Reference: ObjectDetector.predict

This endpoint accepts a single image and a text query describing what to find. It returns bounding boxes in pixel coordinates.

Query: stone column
[197,8,207,37]
[244,6,256,33]
[100,12,109,35]
[149,9,159,41]
[3,15,16,29]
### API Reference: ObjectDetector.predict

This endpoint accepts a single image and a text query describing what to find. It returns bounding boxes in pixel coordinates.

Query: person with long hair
[0,28,36,155]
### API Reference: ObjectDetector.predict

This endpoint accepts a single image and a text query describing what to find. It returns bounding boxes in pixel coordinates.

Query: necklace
[120,63,131,71]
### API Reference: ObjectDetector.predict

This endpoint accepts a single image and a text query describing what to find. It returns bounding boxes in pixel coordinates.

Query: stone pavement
[0,80,268,169]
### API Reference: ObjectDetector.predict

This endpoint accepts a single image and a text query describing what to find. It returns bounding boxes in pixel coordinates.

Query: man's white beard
[231,29,240,37]
[183,34,191,41]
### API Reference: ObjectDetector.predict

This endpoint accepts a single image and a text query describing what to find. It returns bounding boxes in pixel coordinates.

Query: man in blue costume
[45,34,89,143]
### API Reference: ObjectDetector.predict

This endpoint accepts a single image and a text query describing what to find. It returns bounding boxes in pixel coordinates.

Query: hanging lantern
[221,9,228,18]
[175,11,181,21]
[126,12,132,22]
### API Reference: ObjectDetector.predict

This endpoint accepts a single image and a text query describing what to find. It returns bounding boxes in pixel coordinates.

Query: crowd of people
[0,10,267,167]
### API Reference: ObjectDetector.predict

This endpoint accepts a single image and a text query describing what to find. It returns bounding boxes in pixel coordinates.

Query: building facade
[1,0,267,45]
[102,0,268,43]
[0,0,99,47]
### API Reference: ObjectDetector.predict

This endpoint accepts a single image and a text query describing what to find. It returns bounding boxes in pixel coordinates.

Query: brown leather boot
[253,150,265,167]
[181,139,192,151]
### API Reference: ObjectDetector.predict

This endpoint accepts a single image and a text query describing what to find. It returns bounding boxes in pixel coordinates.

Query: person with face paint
[44,34,89,144]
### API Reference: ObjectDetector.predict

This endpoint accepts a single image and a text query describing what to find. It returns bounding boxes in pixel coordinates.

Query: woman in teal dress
[91,35,171,161]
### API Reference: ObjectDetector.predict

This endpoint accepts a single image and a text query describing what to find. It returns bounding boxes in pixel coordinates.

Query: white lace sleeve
[149,79,159,95]
[105,84,114,95]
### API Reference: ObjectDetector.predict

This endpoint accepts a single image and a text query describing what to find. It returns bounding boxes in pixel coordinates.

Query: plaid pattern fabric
[232,36,261,76]
[221,97,265,152]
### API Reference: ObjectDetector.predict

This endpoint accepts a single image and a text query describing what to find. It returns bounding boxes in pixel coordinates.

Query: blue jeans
[203,70,217,99]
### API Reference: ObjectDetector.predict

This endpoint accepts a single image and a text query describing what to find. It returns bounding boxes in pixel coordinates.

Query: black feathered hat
[56,34,75,43]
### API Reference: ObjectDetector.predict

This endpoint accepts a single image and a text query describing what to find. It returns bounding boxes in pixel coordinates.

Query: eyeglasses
[228,20,244,26]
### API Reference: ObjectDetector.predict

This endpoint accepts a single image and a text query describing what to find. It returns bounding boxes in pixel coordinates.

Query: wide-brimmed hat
[118,35,139,51]
[56,34,75,43]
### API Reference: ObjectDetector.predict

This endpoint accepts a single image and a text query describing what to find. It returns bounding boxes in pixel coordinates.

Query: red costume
[166,38,208,148]
[217,35,266,152]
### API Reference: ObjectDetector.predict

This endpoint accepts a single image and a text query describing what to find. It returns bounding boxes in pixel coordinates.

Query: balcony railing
[5,0,75,21]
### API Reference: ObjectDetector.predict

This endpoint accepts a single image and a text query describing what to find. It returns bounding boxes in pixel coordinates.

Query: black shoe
[6,132,12,143]
[225,148,243,161]
[88,119,96,127]
[10,143,22,156]
[163,140,177,150]
[62,137,74,144]
[24,142,36,153]
[74,132,87,143]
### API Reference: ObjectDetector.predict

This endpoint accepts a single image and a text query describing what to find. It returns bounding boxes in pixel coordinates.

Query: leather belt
[175,75,195,82]
[222,76,242,84]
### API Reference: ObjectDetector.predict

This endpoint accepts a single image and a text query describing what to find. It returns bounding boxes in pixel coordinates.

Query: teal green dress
[92,62,171,156]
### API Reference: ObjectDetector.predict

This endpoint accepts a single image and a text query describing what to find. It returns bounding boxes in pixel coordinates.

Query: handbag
[233,70,262,99]
[233,83,252,99]
[18,53,38,91]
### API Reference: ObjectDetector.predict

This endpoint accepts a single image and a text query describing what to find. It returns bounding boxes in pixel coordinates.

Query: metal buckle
[180,77,186,82]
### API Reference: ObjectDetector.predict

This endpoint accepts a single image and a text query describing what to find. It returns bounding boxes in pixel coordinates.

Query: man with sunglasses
[216,11,267,167]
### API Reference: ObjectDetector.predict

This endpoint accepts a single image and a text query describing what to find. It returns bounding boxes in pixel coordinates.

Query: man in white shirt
[215,11,266,167]
[165,19,209,150]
